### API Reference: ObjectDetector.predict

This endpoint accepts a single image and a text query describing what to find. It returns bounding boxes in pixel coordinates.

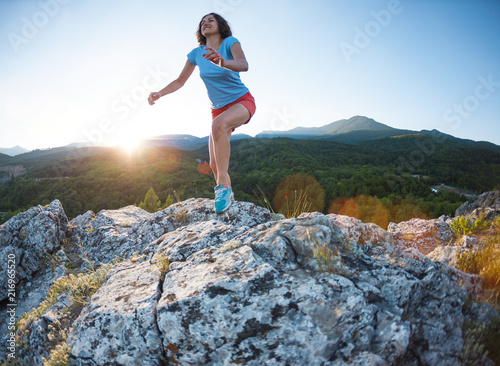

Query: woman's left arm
[203,42,249,72]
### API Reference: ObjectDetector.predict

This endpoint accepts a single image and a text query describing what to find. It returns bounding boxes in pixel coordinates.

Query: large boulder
[455,190,500,219]
[152,212,475,365]
[68,198,275,264]
[0,200,69,359]
[2,198,495,366]
[64,206,487,365]
[0,199,69,301]
[387,216,453,254]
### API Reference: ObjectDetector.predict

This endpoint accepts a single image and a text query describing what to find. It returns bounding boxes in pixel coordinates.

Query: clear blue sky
[0,0,499,150]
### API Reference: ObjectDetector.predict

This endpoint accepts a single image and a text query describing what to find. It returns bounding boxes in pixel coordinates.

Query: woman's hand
[203,46,224,66]
[148,92,161,105]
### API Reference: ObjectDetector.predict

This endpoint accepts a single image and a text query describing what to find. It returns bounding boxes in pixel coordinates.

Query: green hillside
[2,136,498,227]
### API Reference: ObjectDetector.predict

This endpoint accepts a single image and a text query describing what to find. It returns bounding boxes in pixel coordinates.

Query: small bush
[451,215,487,238]
[278,189,312,219]
[457,232,500,305]
[153,253,170,281]
[255,185,313,219]
[174,208,189,224]
[15,263,113,359]
[273,174,324,217]
[461,316,500,365]
[70,264,112,306]
[42,342,72,366]
[139,187,162,213]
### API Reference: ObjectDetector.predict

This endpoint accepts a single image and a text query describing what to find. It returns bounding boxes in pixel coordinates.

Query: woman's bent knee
[211,120,227,138]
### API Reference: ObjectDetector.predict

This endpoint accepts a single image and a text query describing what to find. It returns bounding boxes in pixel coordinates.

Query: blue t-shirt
[187,36,249,109]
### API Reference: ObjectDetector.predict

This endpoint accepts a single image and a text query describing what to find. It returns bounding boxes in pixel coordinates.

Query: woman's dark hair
[196,13,232,46]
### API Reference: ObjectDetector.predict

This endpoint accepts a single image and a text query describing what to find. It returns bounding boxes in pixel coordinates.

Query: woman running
[148,12,255,213]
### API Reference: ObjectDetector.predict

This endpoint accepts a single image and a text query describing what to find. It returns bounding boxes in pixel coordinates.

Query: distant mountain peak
[0,145,30,156]
[257,115,396,139]
[320,116,395,135]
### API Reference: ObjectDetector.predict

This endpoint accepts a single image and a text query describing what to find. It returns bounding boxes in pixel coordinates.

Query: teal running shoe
[214,185,234,213]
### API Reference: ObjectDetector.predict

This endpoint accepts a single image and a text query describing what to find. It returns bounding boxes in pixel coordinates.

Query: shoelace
[215,186,226,200]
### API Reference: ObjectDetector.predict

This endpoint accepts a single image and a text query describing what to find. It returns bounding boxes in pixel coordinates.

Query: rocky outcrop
[0,199,68,302]
[69,199,274,265]
[423,191,500,270]
[1,198,497,365]
[426,234,479,268]
[455,190,500,218]
[387,216,453,255]
[0,200,70,361]
[152,212,475,366]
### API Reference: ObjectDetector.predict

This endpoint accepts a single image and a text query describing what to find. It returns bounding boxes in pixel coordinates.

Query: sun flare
[118,135,143,154]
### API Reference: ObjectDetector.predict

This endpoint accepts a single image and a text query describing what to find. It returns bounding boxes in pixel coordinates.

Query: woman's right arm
[148,59,195,105]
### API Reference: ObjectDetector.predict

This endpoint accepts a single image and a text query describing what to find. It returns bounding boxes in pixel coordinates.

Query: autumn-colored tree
[273,173,325,218]
[328,195,389,229]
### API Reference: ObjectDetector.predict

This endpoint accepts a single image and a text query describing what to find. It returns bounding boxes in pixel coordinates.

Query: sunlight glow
[117,134,143,155]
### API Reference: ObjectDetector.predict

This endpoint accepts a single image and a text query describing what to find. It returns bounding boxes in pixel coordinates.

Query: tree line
[1,137,498,228]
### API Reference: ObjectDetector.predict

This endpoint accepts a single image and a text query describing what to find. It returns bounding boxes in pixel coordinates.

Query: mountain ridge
[135,115,500,151]
[258,115,396,137]
[2,116,499,154]
[0,145,29,156]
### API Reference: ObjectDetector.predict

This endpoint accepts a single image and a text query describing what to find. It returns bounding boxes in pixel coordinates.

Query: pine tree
[161,194,174,209]
[139,188,162,213]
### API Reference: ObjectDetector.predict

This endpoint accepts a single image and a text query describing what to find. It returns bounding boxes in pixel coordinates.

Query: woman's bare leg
[208,134,218,183]
[209,129,233,191]
[210,104,250,189]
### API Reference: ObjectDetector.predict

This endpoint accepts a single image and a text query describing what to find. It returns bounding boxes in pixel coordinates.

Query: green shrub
[138,187,162,213]
[457,233,500,305]
[42,342,72,366]
[461,316,500,365]
[15,263,113,361]
[70,264,112,306]
[451,215,488,238]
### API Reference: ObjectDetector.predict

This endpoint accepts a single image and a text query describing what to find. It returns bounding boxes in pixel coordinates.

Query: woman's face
[201,14,219,37]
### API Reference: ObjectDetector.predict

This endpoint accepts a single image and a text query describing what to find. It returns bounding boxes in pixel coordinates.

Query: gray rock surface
[68,198,274,265]
[0,199,69,358]
[387,215,453,254]
[69,260,164,366]
[455,190,500,218]
[66,204,486,365]
[427,245,463,267]
[1,197,497,365]
[0,199,68,302]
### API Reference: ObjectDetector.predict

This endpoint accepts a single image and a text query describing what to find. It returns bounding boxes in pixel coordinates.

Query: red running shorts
[211,91,256,124]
